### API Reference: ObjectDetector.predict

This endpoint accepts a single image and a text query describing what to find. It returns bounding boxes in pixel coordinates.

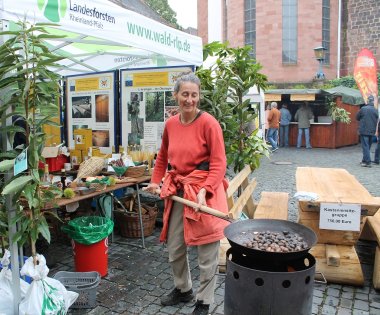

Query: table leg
[135,183,146,248]
[95,194,114,243]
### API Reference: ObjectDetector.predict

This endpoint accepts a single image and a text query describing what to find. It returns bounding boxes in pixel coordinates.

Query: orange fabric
[159,169,229,246]
[267,108,281,128]
[151,112,227,194]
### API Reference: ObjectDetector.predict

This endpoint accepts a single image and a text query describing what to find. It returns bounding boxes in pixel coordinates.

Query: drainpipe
[337,0,342,78]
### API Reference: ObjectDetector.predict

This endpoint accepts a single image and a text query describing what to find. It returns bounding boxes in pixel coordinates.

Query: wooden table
[296,167,380,285]
[48,175,151,247]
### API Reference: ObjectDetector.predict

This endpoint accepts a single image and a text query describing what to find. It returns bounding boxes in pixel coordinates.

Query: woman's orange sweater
[152,112,229,245]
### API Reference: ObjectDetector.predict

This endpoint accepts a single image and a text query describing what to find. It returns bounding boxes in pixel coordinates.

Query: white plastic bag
[0,250,30,315]
[19,254,78,315]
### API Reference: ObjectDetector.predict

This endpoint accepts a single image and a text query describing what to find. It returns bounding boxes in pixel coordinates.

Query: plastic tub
[53,271,101,308]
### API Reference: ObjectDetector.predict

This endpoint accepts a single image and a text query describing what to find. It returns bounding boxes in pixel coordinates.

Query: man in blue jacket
[279,103,292,147]
[356,95,379,167]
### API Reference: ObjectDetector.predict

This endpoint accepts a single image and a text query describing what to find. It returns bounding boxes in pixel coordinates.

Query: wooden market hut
[265,86,364,149]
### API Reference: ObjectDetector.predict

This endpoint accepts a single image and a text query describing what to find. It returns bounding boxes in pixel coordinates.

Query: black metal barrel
[224,248,315,315]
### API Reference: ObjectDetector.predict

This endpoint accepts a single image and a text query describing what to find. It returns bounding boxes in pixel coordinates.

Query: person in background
[267,101,281,152]
[279,103,292,147]
[264,103,270,140]
[295,102,313,149]
[356,95,378,167]
[373,120,380,165]
[143,73,229,315]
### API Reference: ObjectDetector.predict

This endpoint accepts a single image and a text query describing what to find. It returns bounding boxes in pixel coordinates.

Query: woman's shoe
[161,288,194,306]
[192,300,210,315]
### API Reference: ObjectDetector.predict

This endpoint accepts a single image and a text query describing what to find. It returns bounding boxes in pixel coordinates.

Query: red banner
[353,48,378,109]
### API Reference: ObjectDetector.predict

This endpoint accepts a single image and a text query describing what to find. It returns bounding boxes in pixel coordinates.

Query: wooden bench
[218,166,289,272]
[360,205,380,289]
[254,191,289,220]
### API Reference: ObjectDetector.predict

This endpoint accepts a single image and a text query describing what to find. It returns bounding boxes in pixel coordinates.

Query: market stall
[0,1,204,312]
[265,86,364,148]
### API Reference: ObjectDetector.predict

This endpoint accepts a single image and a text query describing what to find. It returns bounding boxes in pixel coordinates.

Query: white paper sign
[319,203,361,231]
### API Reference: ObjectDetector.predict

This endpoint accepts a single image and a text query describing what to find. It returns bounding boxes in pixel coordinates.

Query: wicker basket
[114,202,158,238]
[88,182,107,191]
[124,165,146,178]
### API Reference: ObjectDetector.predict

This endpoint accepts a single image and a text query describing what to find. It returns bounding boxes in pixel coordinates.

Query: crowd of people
[265,101,315,151]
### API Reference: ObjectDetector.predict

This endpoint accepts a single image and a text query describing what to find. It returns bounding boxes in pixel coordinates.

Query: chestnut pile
[239,230,309,252]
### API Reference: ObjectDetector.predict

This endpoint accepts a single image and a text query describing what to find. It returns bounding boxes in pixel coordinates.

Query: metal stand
[135,183,145,248]
[97,185,146,248]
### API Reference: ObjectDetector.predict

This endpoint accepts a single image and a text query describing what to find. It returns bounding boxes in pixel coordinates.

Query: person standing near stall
[356,95,378,167]
[267,101,281,152]
[143,73,229,315]
[373,120,380,165]
[295,102,313,149]
[264,103,270,140]
[279,103,292,147]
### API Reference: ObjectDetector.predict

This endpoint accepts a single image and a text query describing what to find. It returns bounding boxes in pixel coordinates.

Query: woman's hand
[195,188,207,211]
[142,183,161,195]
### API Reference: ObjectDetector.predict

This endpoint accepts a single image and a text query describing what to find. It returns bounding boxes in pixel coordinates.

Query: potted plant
[197,42,270,173]
[0,19,64,261]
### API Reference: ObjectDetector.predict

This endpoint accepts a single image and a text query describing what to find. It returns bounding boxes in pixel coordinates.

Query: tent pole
[1,19,21,314]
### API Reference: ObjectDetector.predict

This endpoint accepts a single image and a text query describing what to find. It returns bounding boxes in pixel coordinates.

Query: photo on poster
[95,94,110,122]
[128,117,144,145]
[165,106,179,120]
[72,96,92,118]
[92,129,110,147]
[165,91,176,107]
[72,125,89,140]
[128,92,143,121]
[156,123,165,149]
[145,92,164,122]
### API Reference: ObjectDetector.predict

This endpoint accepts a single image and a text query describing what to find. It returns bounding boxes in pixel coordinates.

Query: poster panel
[120,66,194,152]
[66,71,117,153]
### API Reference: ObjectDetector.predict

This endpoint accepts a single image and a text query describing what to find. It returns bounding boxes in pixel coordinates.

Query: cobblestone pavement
[48,144,380,315]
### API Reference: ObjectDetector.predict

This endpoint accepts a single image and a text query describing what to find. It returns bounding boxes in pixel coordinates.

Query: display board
[120,66,194,151]
[66,71,117,153]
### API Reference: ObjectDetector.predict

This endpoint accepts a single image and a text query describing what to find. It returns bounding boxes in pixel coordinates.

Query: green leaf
[0,159,15,171]
[37,216,51,244]
[2,175,33,195]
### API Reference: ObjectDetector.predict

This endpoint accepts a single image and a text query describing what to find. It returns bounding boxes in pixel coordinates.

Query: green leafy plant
[0,20,64,259]
[292,84,307,89]
[326,101,351,124]
[196,42,270,173]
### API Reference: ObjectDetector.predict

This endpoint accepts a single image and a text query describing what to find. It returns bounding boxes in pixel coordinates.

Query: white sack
[19,254,78,315]
[0,250,30,315]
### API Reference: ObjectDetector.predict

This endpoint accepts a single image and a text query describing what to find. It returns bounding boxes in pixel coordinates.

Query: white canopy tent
[0,0,203,76]
[0,1,203,313]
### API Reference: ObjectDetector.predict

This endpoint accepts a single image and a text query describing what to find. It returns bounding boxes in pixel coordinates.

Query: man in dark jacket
[356,95,379,167]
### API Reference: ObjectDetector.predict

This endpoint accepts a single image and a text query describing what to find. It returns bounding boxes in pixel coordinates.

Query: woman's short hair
[174,72,201,93]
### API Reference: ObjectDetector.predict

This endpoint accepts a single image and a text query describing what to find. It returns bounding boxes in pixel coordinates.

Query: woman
[143,73,229,315]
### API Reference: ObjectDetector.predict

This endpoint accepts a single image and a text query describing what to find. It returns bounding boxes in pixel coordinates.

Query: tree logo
[37,0,67,22]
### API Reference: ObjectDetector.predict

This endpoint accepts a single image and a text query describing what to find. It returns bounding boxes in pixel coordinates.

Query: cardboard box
[73,128,92,150]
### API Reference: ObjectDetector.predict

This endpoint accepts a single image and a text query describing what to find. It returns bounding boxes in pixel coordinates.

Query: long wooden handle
[169,195,232,222]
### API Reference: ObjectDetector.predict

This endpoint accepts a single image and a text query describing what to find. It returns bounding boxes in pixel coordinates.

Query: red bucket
[72,238,108,277]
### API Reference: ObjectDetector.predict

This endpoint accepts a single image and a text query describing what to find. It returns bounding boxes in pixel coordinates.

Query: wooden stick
[169,195,233,222]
